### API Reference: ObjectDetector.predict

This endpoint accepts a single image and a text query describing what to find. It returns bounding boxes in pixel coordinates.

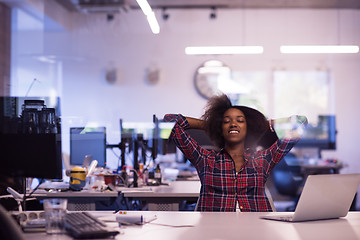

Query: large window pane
[222,71,269,115]
[273,71,332,123]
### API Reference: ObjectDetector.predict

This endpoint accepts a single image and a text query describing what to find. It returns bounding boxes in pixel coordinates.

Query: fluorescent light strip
[146,12,160,34]
[185,46,264,55]
[136,0,152,15]
[136,0,160,34]
[280,45,359,54]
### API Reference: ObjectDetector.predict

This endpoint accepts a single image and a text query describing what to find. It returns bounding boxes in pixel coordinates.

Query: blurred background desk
[118,181,200,211]
[32,190,120,211]
[299,162,343,177]
[29,180,201,212]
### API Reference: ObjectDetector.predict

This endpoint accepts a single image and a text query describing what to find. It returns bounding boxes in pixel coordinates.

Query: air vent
[70,0,129,13]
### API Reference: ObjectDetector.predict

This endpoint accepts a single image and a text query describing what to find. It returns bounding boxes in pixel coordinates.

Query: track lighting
[162,8,169,21]
[210,7,216,19]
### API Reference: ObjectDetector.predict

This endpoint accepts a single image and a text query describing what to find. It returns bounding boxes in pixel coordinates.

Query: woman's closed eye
[223,119,230,124]
[223,119,244,124]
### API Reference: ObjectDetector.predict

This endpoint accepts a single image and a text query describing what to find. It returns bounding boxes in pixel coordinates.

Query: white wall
[10,3,360,176]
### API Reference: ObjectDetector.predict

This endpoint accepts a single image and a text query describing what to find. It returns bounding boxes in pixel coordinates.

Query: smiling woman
[202,95,269,151]
[163,94,307,212]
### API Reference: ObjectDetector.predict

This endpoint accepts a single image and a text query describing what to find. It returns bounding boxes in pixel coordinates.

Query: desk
[300,163,343,176]
[118,181,200,211]
[23,211,360,240]
[32,190,119,211]
[286,158,343,177]
[31,181,200,211]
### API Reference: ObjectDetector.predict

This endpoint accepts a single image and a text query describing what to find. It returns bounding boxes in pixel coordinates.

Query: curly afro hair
[201,94,270,150]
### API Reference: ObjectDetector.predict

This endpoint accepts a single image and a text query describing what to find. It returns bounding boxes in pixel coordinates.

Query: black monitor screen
[158,122,176,155]
[0,134,62,179]
[70,127,106,167]
[0,96,62,179]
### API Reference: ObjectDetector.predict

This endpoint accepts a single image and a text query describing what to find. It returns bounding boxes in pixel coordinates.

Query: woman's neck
[225,143,246,172]
[225,143,245,157]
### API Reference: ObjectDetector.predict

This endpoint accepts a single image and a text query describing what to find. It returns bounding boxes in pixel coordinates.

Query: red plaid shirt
[164,114,299,212]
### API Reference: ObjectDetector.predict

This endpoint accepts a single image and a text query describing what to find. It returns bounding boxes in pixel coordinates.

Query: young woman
[163,94,307,212]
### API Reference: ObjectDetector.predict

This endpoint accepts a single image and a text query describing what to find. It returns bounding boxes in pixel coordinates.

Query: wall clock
[194,60,231,99]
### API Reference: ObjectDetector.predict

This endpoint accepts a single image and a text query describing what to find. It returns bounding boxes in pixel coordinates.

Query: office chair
[0,204,25,240]
[264,185,276,212]
[271,153,304,211]
[193,189,276,212]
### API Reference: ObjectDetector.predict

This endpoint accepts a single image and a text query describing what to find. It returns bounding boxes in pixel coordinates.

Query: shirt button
[235,193,237,196]
[240,206,243,209]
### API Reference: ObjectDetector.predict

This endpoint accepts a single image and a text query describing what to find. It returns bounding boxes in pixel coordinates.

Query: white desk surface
[23,211,360,240]
[118,180,201,198]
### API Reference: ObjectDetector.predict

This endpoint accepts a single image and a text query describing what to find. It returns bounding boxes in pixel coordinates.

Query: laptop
[261,173,360,222]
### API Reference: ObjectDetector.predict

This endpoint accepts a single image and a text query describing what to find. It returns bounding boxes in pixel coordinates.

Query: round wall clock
[194,60,231,99]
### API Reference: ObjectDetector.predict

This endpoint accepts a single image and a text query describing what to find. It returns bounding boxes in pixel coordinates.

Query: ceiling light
[210,7,217,19]
[136,0,160,34]
[136,0,152,15]
[185,46,264,55]
[106,13,114,22]
[162,8,169,21]
[280,45,359,54]
[146,12,160,34]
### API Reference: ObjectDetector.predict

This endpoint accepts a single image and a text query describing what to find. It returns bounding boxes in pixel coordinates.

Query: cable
[148,222,194,228]
[25,178,44,200]
[25,78,40,97]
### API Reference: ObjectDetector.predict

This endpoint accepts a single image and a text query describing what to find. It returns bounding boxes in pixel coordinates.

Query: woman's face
[222,108,247,145]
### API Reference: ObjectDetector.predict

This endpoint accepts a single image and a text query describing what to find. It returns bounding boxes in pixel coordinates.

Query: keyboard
[65,212,119,239]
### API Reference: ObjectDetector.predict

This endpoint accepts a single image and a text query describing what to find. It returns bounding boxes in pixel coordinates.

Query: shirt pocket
[242,166,259,195]
[209,160,233,194]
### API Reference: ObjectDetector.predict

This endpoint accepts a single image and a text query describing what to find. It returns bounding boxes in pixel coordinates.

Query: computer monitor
[70,127,106,167]
[121,121,155,166]
[119,119,175,161]
[296,115,336,150]
[0,96,62,180]
[158,122,177,155]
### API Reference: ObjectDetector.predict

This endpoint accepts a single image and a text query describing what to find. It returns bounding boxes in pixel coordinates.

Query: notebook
[261,173,360,222]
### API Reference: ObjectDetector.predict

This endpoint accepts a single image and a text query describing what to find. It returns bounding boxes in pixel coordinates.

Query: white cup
[43,198,68,234]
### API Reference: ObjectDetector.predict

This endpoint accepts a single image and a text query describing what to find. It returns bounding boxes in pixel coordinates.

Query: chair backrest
[194,187,276,212]
[265,184,277,212]
[272,154,303,197]
[0,204,25,240]
[194,197,199,211]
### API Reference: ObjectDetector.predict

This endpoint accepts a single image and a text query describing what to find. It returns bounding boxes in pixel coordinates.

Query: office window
[221,71,270,115]
[10,7,63,97]
[273,70,332,123]
[226,70,333,125]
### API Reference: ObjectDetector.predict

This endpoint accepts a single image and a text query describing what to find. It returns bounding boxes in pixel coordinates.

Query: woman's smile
[222,108,247,144]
